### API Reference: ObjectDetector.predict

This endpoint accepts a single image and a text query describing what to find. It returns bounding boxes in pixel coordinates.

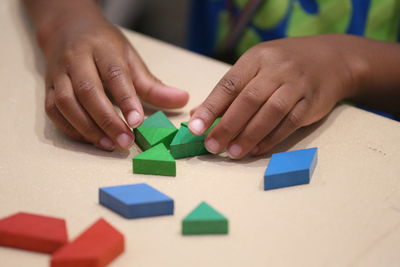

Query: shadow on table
[184,108,341,168]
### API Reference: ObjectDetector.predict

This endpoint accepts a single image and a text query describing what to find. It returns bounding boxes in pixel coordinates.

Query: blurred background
[101,0,190,48]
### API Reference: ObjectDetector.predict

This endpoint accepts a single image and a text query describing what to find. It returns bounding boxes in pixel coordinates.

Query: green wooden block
[180,121,188,127]
[170,127,206,158]
[141,111,176,129]
[135,127,177,151]
[134,111,177,150]
[182,202,228,235]
[132,143,176,176]
[170,118,220,159]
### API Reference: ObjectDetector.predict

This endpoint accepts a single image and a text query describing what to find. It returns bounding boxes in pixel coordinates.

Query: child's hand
[189,34,361,158]
[39,5,188,150]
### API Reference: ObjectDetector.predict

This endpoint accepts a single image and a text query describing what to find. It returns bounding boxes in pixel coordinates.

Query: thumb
[127,48,189,109]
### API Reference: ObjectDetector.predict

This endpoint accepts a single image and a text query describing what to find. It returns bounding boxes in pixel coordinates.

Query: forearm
[346,35,400,116]
[22,0,103,50]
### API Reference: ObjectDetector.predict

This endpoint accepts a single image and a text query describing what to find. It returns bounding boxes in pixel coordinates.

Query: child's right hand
[37,2,188,150]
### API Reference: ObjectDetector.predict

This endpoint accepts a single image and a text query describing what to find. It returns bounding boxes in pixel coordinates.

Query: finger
[190,104,201,116]
[68,56,134,149]
[204,74,281,154]
[127,48,189,109]
[45,87,85,141]
[53,74,115,150]
[226,86,303,159]
[188,56,258,136]
[251,99,309,156]
[94,50,143,128]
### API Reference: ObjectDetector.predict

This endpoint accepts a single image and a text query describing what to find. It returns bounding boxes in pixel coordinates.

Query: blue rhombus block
[264,147,318,190]
[99,183,174,218]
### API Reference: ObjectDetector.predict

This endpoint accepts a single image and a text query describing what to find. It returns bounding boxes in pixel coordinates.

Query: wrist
[330,34,371,101]
[343,47,370,101]
[32,1,102,51]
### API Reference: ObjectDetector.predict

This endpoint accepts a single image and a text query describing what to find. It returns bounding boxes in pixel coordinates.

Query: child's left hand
[189,34,363,158]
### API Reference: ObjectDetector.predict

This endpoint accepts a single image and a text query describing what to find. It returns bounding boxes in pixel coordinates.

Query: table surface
[1,1,400,267]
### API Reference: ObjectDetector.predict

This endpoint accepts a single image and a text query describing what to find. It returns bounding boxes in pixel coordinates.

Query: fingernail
[127,110,141,128]
[250,146,259,156]
[116,133,134,148]
[99,137,115,150]
[205,138,220,153]
[228,144,242,158]
[189,119,205,135]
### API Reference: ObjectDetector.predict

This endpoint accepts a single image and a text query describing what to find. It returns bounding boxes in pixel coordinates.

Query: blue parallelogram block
[264,147,318,190]
[99,183,174,218]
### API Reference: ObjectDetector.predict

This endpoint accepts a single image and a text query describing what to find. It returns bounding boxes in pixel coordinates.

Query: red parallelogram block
[0,212,68,253]
[51,218,124,267]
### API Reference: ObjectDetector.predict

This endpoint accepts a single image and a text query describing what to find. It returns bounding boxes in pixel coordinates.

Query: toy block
[264,147,318,190]
[170,126,206,159]
[134,111,177,150]
[135,126,177,151]
[51,218,124,267]
[182,202,228,235]
[132,143,176,176]
[180,121,188,127]
[0,212,68,254]
[170,118,220,159]
[99,183,174,219]
[141,111,176,129]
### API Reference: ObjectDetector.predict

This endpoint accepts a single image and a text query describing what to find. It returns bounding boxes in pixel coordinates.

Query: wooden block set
[0,111,319,266]
[132,111,318,190]
[132,111,220,177]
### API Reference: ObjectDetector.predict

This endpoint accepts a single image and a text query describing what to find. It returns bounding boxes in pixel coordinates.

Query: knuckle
[217,76,240,96]
[241,131,257,143]
[269,97,288,115]
[202,102,219,117]
[80,123,97,138]
[218,122,235,136]
[104,65,125,83]
[99,116,114,131]
[117,94,133,109]
[241,87,262,106]
[287,111,303,129]
[61,49,74,65]
[54,90,71,109]
[44,98,57,116]
[247,43,266,57]
[60,47,82,69]
[74,80,97,97]
[280,60,300,75]
[256,46,290,66]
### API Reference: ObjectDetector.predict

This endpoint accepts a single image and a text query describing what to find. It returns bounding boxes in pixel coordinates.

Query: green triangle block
[182,202,228,235]
[141,111,176,129]
[181,121,188,127]
[170,118,221,159]
[132,143,176,176]
[135,126,178,151]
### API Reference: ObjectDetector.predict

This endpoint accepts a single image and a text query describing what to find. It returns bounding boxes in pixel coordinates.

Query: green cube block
[132,143,176,176]
[170,118,220,159]
[182,202,228,235]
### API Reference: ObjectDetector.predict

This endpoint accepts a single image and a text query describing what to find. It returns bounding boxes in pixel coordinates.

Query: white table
[1,1,400,266]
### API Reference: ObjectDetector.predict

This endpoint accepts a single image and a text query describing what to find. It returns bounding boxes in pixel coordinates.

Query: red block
[0,212,68,253]
[51,218,124,267]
